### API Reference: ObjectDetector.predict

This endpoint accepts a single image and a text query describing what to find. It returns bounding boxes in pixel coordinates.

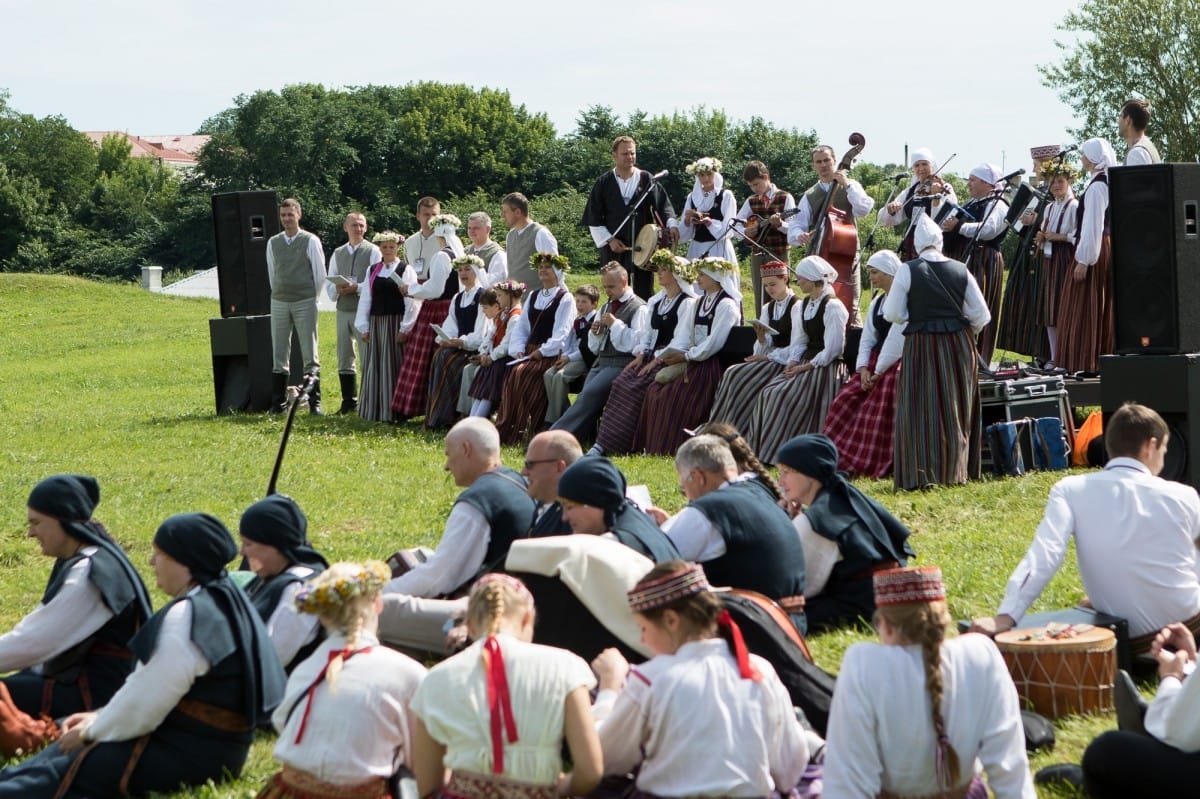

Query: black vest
[457,467,537,582]
[800,294,834,362]
[903,258,969,335]
[649,293,686,351]
[691,189,730,242]
[244,565,326,672]
[575,315,597,369]
[691,480,806,601]
[435,247,461,300]
[1076,172,1111,237]
[694,290,729,334]
[369,266,407,317]
[869,295,893,355]
[527,289,568,349]
[529,502,572,538]
[454,289,481,336]
[770,295,798,349]
[609,507,679,564]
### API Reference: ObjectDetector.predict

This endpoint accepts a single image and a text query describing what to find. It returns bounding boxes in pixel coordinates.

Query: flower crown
[453,254,485,269]
[530,251,570,272]
[685,157,723,176]
[1038,160,1080,183]
[372,230,404,244]
[428,213,462,231]
[294,561,390,616]
[695,257,737,276]
[649,248,697,282]
[494,280,527,295]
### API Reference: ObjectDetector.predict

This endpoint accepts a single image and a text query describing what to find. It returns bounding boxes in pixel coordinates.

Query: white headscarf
[453,255,488,287]
[914,215,948,262]
[909,148,934,168]
[865,250,903,277]
[688,161,725,212]
[664,255,698,297]
[531,253,569,289]
[433,222,466,258]
[1081,138,1118,171]
[969,163,1002,187]
[695,258,741,304]
[793,255,839,285]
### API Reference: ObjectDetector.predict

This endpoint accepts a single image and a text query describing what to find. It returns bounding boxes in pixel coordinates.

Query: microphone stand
[610,169,666,264]
[267,371,319,495]
[863,174,909,253]
[962,187,1009,273]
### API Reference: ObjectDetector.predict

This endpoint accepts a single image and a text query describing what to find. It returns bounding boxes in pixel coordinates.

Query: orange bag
[0,682,59,758]
[1072,410,1103,467]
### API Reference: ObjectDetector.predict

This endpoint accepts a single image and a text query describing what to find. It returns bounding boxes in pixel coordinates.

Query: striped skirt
[822,352,901,479]
[747,360,847,464]
[391,299,451,418]
[893,329,981,490]
[967,248,1003,367]
[468,356,512,404]
[495,356,557,445]
[1056,236,1113,374]
[635,358,725,456]
[425,346,471,429]
[1038,243,1076,327]
[997,249,1046,361]
[594,362,664,455]
[358,314,404,422]
[255,767,388,799]
[708,358,784,436]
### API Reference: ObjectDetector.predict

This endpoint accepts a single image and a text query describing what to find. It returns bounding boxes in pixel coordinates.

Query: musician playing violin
[734,161,795,317]
[786,145,875,327]
[875,148,958,261]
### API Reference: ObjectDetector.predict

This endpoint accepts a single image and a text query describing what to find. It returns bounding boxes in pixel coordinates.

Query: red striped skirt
[1056,236,1113,374]
[1039,243,1075,327]
[495,356,557,445]
[391,299,451,417]
[822,352,900,479]
[967,248,1003,367]
[425,347,470,429]
[635,358,725,456]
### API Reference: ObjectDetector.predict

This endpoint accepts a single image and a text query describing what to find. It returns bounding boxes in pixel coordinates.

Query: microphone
[999,168,1026,183]
[1059,144,1079,154]
[888,172,909,181]
[651,169,669,180]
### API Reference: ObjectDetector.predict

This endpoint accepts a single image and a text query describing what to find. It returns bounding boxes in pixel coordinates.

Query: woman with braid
[259,561,426,799]
[410,574,601,799]
[822,566,1034,798]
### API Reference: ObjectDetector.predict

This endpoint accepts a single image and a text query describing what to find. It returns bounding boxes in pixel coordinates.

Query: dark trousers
[551,364,624,442]
[1081,729,1200,798]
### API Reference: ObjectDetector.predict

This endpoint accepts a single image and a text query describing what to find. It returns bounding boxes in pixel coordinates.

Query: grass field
[0,273,1115,796]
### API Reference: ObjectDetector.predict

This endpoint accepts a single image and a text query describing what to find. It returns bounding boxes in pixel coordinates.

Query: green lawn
[0,273,1112,797]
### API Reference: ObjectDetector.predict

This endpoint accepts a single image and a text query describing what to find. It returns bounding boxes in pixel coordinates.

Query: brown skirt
[256,767,389,799]
[495,356,557,445]
[440,771,557,799]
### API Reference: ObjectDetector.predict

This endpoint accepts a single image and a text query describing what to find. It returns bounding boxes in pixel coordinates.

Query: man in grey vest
[326,211,381,414]
[551,264,647,443]
[465,211,507,288]
[501,192,558,290]
[266,198,326,414]
[1119,98,1162,165]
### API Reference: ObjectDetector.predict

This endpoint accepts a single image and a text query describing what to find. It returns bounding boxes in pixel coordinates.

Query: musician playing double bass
[582,135,678,300]
[875,148,958,261]
[786,145,874,327]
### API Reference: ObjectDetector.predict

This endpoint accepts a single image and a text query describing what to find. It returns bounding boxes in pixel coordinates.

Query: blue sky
[3,0,1094,177]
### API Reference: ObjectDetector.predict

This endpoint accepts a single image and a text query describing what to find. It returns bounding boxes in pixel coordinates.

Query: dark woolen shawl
[557,457,678,563]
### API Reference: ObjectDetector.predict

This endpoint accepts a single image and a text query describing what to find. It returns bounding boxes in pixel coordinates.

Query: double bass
[804,132,866,314]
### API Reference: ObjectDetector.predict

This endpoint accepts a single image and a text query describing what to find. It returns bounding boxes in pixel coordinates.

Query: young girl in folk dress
[425,255,488,429]
[1033,163,1078,369]
[464,281,525,419]
[495,253,576,445]
[634,256,741,456]
[746,255,848,465]
[258,562,426,799]
[822,250,907,479]
[591,561,808,798]
[391,214,464,421]
[823,566,1035,798]
[590,251,696,456]
[708,261,800,437]
[355,231,419,423]
[410,574,602,799]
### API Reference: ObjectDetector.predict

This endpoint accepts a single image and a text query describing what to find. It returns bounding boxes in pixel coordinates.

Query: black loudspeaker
[212,191,279,318]
[210,316,302,414]
[1100,353,1200,487]
[1109,164,1200,354]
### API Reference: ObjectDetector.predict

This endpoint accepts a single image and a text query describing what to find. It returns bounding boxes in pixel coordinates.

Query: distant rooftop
[84,131,210,170]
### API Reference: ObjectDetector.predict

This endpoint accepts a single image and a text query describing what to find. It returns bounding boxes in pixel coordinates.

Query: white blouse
[669,293,739,363]
[753,295,804,367]
[790,287,848,368]
[510,288,577,357]
[856,294,906,374]
[354,261,421,335]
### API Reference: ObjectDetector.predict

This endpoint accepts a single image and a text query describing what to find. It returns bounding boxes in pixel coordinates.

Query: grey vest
[595,294,647,368]
[1130,136,1162,164]
[505,221,544,290]
[330,243,375,312]
[803,182,853,230]
[469,240,502,279]
[269,231,320,303]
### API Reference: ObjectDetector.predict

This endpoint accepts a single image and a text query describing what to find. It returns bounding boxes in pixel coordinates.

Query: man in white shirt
[326,212,381,413]
[1119,98,1162,165]
[501,192,558,290]
[265,198,326,414]
[464,211,507,288]
[972,403,1200,646]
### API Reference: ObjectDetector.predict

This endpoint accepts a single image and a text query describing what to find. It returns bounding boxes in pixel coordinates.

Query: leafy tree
[0,111,98,213]
[1040,0,1200,161]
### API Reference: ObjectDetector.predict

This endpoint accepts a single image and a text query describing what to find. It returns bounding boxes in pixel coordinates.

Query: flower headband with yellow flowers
[685,157,723,176]
[453,254,486,269]
[294,561,390,616]
[649,248,697,282]
[531,251,570,272]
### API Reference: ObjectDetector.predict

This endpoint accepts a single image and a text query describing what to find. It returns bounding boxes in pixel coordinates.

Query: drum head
[632,224,661,268]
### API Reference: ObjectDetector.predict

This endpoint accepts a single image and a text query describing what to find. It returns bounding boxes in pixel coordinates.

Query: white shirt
[857,294,906,374]
[785,180,874,245]
[354,261,421,335]
[0,550,115,673]
[385,502,490,598]
[468,244,508,288]
[411,633,595,785]
[1040,196,1079,258]
[753,295,802,366]
[1074,175,1110,266]
[87,596,210,742]
[955,194,1009,244]
[883,259,992,335]
[405,232,440,272]
[662,475,756,561]
[441,287,488,351]
[562,311,595,362]
[793,513,841,597]
[588,290,650,355]
[823,634,1035,799]
[789,287,848,368]
[996,458,1200,637]
[407,249,457,300]
[324,242,382,301]
[510,288,577,357]
[1125,135,1158,166]
[635,291,695,357]
[876,182,959,228]
[272,632,427,785]
[595,638,806,796]
[266,231,326,297]
[679,189,739,261]
[1145,665,1200,751]
[264,566,322,668]
[669,293,739,363]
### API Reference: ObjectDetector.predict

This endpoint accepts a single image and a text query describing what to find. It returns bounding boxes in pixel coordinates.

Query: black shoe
[1114,668,1148,734]
[307,375,323,416]
[337,373,357,414]
[269,372,288,414]
[1034,763,1083,792]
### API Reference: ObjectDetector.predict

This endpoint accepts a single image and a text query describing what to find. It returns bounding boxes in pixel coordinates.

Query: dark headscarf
[775,435,914,564]
[239,495,329,570]
[27,474,153,620]
[134,513,285,727]
[558,457,628,527]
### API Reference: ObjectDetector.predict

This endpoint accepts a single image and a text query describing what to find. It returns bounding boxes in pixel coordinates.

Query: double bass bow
[804,132,866,314]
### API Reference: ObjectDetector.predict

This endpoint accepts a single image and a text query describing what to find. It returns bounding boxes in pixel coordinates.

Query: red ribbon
[484,636,519,773]
[717,610,761,681]
[293,646,371,744]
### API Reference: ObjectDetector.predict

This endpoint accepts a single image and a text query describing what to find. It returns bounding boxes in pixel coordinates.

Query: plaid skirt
[255,767,389,799]
[822,351,900,479]
[391,299,451,417]
[635,357,724,456]
[595,361,664,455]
[425,346,470,429]
[708,358,785,436]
